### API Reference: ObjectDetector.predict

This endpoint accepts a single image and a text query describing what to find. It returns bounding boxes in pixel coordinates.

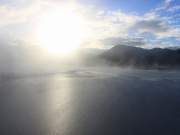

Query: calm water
[0,67,180,135]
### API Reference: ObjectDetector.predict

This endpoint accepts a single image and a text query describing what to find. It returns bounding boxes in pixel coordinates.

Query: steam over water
[0,67,180,135]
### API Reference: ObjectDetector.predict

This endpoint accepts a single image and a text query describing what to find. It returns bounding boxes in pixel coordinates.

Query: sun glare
[37,9,87,55]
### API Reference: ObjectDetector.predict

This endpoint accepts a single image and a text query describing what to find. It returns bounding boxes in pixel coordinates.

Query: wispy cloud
[131,14,179,39]
[167,5,180,12]
[165,0,174,6]
[101,37,146,48]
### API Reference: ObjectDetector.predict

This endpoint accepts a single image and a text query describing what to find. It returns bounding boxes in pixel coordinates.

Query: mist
[0,0,180,134]
[0,43,87,76]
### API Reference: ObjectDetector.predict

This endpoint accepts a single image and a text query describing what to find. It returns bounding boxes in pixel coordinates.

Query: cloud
[0,0,140,38]
[132,19,179,40]
[132,19,169,34]
[167,5,180,12]
[101,37,146,47]
[0,0,179,49]
[130,8,180,40]
[76,7,140,41]
[165,0,174,6]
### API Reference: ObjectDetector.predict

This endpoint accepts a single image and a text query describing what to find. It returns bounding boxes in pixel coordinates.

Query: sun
[37,9,87,55]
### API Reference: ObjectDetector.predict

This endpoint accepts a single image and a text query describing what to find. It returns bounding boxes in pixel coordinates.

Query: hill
[99,45,180,68]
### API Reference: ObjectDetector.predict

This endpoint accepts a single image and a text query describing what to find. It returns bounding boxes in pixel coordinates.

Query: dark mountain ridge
[99,45,180,68]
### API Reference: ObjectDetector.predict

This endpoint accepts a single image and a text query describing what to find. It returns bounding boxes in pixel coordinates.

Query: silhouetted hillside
[100,45,180,68]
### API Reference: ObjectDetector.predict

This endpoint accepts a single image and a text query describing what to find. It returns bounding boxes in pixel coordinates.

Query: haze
[0,0,180,135]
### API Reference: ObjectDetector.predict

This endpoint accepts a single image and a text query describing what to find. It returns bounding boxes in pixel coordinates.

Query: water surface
[0,67,180,135]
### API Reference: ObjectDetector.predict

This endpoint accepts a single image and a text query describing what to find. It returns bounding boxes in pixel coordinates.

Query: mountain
[99,45,180,68]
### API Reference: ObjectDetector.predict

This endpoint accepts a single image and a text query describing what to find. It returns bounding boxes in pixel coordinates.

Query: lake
[0,67,180,135]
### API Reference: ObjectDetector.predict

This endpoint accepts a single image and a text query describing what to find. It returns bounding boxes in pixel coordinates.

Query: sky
[0,0,179,49]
